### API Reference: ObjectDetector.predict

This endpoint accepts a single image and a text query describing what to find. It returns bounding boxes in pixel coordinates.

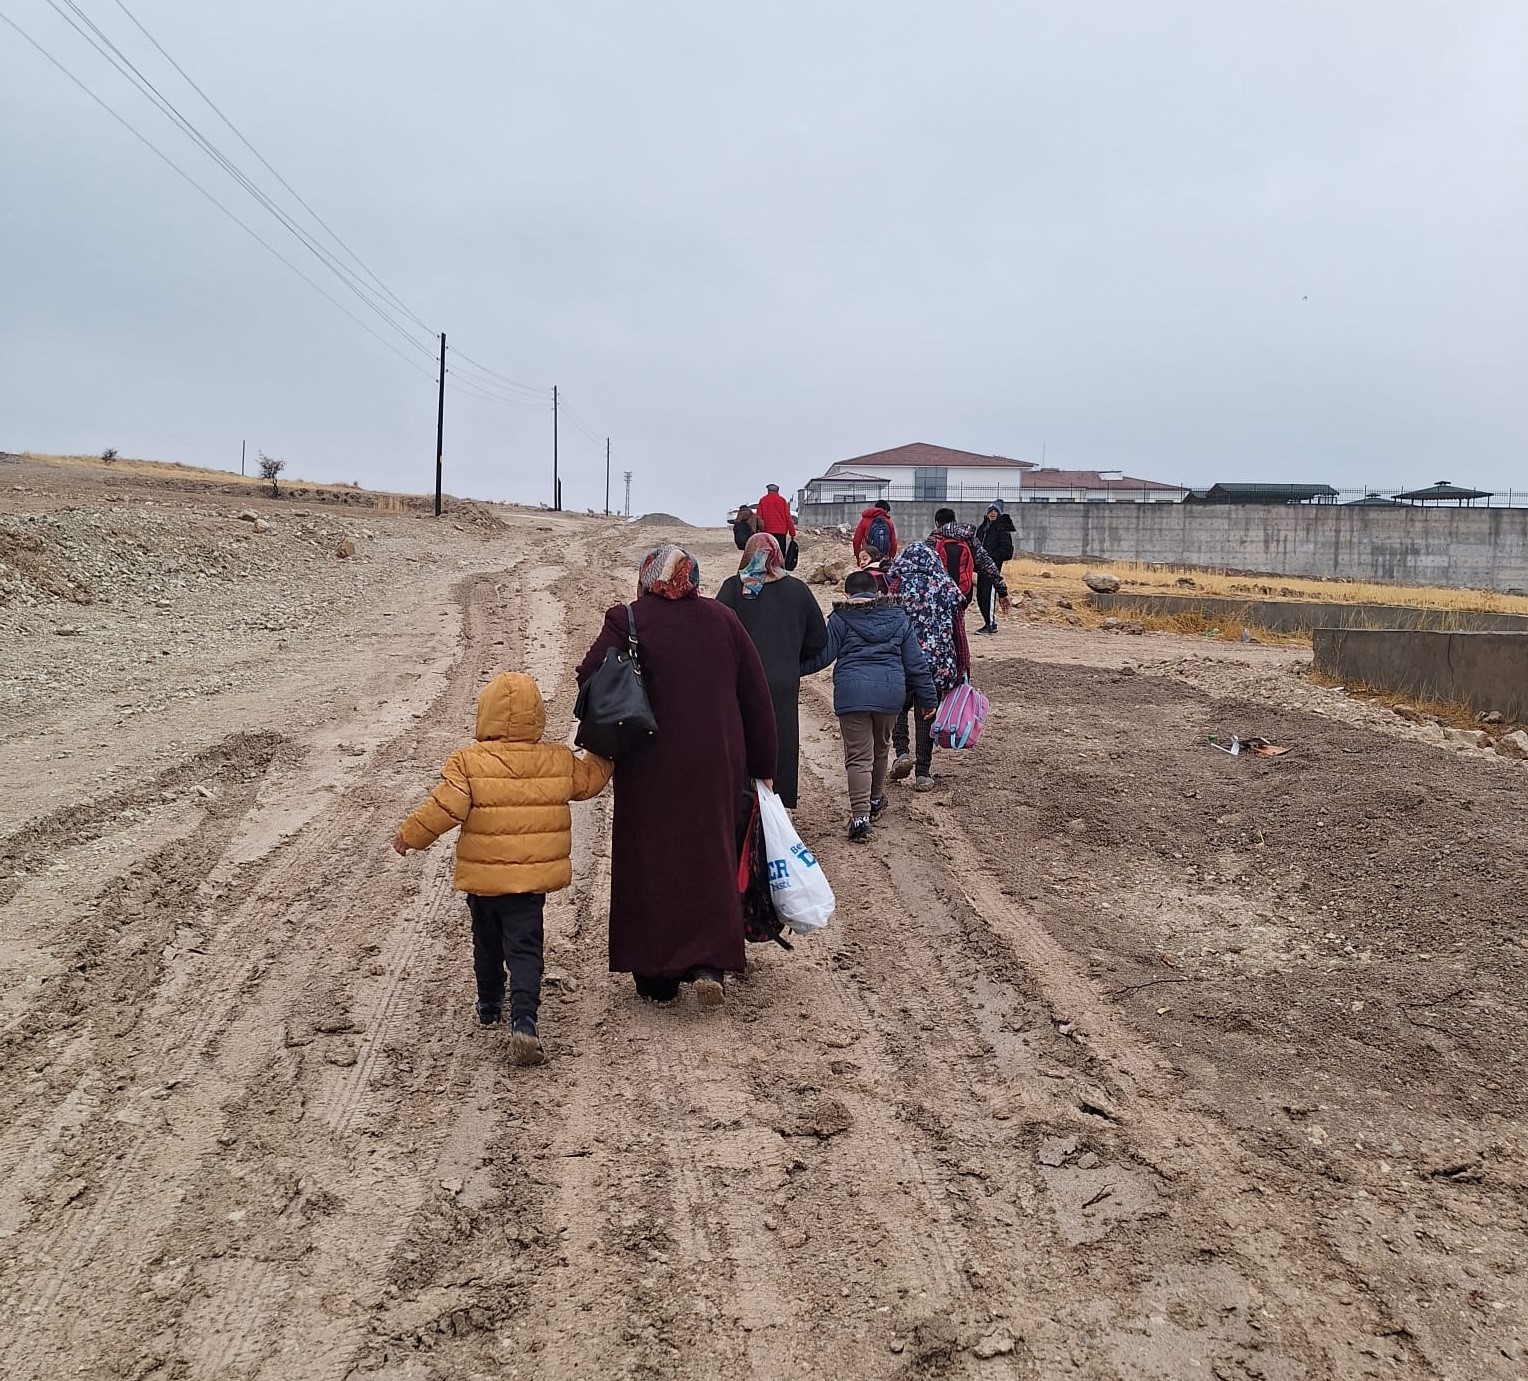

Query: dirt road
[1,464,1523,1378]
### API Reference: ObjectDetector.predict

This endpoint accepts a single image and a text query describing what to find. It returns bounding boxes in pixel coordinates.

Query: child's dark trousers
[466,892,546,1022]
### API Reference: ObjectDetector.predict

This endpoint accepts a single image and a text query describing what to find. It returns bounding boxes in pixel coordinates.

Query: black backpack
[866,513,892,556]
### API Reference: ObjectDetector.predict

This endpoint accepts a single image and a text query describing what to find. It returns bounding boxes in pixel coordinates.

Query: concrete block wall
[797,501,1528,592]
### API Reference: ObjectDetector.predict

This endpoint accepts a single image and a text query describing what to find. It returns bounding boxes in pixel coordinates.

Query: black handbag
[574,603,657,759]
[783,538,800,571]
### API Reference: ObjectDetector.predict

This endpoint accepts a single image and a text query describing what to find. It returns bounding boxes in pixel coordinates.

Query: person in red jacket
[755,484,796,542]
[851,500,899,560]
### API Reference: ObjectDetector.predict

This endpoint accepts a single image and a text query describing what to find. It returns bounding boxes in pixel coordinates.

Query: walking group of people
[393,497,1015,1065]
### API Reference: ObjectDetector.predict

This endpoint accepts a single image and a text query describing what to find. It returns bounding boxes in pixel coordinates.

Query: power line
[447,356,552,402]
[450,349,550,397]
[41,0,433,358]
[8,4,618,467]
[558,398,605,448]
[104,0,437,340]
[444,376,549,409]
[0,8,435,378]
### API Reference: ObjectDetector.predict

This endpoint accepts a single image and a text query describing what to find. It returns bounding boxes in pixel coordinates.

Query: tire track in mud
[427,556,1034,1378]
[165,563,545,1381]
[906,791,1428,1373]
[351,540,639,1377]
[182,542,602,1380]
[0,558,549,1381]
[790,671,1421,1377]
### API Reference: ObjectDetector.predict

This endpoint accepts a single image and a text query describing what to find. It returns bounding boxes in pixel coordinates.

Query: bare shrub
[258,451,286,497]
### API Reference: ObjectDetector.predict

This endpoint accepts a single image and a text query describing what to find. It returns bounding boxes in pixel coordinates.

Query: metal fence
[800,482,1528,508]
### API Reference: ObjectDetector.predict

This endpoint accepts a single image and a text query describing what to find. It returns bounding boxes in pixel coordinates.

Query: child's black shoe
[509,1016,545,1067]
[848,816,872,842]
[476,1003,502,1027]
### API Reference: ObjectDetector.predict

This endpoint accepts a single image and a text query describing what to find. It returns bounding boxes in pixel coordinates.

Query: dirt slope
[0,473,1523,1379]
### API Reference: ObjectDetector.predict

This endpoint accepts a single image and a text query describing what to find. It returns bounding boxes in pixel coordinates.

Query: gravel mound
[629,512,693,528]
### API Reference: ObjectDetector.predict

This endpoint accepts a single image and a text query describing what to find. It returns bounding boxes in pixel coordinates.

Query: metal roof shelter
[1190,483,1340,505]
[1393,479,1493,506]
[1344,493,1401,506]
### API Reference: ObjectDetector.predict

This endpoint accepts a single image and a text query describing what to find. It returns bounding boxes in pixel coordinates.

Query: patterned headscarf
[738,532,784,599]
[638,544,701,600]
[888,541,962,694]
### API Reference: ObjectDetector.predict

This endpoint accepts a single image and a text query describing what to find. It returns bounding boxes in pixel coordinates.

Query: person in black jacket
[974,499,1016,633]
[732,504,759,551]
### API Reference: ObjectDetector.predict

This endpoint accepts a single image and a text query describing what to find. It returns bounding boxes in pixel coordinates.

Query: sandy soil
[1,457,1524,1380]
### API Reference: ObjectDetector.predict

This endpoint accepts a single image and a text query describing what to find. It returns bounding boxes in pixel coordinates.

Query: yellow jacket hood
[476,672,546,743]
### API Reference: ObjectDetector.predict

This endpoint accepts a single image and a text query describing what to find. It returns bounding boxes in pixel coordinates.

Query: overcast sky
[3,1,1525,520]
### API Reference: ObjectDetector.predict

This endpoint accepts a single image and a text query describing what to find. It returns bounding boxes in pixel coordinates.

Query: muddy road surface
[1,476,1524,1379]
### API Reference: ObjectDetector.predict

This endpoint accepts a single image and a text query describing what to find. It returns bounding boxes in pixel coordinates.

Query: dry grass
[23,451,367,499]
[1004,555,1528,618]
[1306,669,1515,732]
[1127,609,1304,646]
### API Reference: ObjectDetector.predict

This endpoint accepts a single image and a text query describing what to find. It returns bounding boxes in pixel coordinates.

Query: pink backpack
[932,679,988,750]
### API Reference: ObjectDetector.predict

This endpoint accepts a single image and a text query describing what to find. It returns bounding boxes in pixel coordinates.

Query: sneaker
[476,1003,502,1027]
[848,816,872,842]
[890,753,914,781]
[913,774,935,792]
[508,1015,545,1066]
[691,967,725,1008]
[868,795,888,821]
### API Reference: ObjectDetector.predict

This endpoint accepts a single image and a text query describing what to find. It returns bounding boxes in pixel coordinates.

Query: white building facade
[800,443,1036,507]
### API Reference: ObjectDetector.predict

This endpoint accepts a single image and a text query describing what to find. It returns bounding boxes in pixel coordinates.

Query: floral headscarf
[888,541,962,694]
[738,532,785,599]
[638,544,701,600]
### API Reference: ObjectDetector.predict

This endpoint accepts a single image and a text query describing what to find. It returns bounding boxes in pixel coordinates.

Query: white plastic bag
[755,782,834,934]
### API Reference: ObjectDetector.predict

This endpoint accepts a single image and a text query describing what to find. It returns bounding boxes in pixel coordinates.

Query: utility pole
[240,439,245,476]
[623,470,633,518]
[434,332,446,517]
[552,385,559,511]
[604,438,611,516]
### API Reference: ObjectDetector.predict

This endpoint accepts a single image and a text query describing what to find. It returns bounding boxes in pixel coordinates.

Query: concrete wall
[797,500,1528,592]
[1090,592,1528,635]
[1313,629,1528,721]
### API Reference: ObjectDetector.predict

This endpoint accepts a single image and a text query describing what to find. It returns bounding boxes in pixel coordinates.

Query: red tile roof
[1023,468,1182,491]
[831,443,1037,471]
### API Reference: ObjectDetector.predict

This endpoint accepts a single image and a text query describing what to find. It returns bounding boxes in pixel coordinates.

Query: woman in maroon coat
[576,545,778,1006]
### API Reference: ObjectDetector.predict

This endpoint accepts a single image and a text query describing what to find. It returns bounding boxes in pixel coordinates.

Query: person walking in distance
[732,503,759,551]
[393,673,612,1066]
[886,542,966,791]
[930,506,1010,633]
[755,484,796,545]
[974,500,1016,633]
[801,570,936,840]
[851,499,899,562]
[716,533,828,810]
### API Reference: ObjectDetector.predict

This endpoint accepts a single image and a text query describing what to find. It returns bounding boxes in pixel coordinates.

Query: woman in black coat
[732,504,758,551]
[974,500,1017,633]
[716,533,828,808]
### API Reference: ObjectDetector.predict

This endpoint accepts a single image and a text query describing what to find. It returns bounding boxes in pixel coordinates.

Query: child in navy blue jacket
[802,571,938,840]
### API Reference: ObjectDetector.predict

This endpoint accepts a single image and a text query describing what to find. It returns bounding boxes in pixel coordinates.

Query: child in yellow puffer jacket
[393,671,612,1065]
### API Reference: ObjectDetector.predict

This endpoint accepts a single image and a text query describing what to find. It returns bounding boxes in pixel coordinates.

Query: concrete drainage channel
[1086,591,1528,728]
[1312,628,1528,725]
